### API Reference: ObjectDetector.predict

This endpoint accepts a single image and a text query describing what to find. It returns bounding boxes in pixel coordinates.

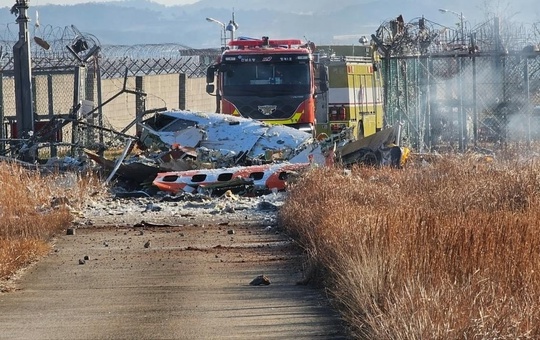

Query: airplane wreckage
[79,110,408,196]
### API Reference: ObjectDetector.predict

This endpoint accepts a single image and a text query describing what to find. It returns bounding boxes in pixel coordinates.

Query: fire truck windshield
[222,63,310,96]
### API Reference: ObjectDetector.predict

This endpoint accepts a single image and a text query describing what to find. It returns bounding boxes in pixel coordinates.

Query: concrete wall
[100,76,138,132]
[99,74,215,134]
[184,76,217,113]
[142,73,180,111]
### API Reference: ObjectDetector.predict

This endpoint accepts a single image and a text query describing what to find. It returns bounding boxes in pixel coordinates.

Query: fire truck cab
[206,37,326,134]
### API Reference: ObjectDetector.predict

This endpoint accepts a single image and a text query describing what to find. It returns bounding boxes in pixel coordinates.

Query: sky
[0,0,199,6]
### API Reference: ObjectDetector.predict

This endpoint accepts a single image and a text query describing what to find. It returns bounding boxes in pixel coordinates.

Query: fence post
[84,66,96,151]
[472,56,478,145]
[0,73,3,152]
[426,57,432,151]
[414,57,421,150]
[459,57,466,151]
[525,57,531,145]
[71,66,82,157]
[96,61,104,152]
[47,74,57,157]
[135,76,145,136]
[179,73,186,110]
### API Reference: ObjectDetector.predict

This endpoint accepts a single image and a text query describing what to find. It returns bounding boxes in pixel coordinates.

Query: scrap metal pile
[84,110,408,197]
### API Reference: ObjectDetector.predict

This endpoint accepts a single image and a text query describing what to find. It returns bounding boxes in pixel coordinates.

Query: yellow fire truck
[314,44,384,140]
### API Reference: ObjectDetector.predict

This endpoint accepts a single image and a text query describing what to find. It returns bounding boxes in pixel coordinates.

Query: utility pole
[11,0,35,159]
[459,12,464,47]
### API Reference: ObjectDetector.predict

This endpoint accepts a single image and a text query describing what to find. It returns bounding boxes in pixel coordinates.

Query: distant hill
[0,0,537,48]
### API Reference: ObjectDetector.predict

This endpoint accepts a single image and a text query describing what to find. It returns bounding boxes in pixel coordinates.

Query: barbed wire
[374,15,540,57]
[0,24,221,77]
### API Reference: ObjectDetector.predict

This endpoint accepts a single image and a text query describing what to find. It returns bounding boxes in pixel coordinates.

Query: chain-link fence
[383,53,540,152]
[376,15,540,152]
[0,24,220,160]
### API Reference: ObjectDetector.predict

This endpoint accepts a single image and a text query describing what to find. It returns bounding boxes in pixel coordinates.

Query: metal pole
[472,48,478,145]
[222,26,226,47]
[459,57,466,151]
[0,73,4,151]
[460,12,464,47]
[426,57,432,151]
[525,58,530,145]
[71,66,82,157]
[135,76,145,136]
[96,59,104,151]
[47,74,57,157]
[12,0,35,159]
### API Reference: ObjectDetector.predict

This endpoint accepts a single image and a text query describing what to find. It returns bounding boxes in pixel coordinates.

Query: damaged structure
[87,109,408,196]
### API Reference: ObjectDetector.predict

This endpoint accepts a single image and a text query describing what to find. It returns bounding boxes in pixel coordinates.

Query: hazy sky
[0,0,199,6]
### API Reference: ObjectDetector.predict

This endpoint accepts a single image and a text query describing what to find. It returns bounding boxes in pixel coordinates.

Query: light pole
[206,17,226,49]
[439,8,465,47]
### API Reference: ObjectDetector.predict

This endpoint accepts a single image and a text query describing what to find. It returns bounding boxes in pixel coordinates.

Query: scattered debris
[1,105,410,205]
[84,142,197,184]
[143,202,162,212]
[51,196,70,208]
[250,275,271,286]
[114,190,151,199]
[257,201,279,212]
[134,221,174,228]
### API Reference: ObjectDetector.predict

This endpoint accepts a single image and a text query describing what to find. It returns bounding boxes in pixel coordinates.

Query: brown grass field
[279,152,540,338]
[0,162,100,286]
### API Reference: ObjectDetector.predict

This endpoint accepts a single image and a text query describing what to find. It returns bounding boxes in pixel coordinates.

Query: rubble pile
[72,188,286,228]
[4,109,409,199]
[91,110,407,196]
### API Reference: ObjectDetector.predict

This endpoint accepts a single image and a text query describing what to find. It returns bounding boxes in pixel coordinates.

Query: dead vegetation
[279,154,540,338]
[0,162,102,288]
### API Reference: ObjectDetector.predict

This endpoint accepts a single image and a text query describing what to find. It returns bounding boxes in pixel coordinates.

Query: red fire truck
[205,36,327,134]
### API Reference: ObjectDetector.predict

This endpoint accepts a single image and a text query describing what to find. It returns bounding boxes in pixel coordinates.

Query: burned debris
[93,110,408,196]
[2,108,407,199]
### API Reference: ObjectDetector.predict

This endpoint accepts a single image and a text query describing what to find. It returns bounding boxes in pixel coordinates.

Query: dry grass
[279,153,540,339]
[0,162,102,286]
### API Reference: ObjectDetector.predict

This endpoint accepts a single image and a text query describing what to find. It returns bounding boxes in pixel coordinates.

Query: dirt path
[0,215,349,339]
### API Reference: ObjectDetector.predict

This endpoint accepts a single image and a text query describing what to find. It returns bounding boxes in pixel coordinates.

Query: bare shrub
[0,162,102,282]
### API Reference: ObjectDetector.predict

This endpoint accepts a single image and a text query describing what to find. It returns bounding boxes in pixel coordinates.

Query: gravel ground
[0,191,350,339]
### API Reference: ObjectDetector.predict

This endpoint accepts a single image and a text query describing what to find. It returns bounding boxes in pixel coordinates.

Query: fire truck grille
[230,96,305,121]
